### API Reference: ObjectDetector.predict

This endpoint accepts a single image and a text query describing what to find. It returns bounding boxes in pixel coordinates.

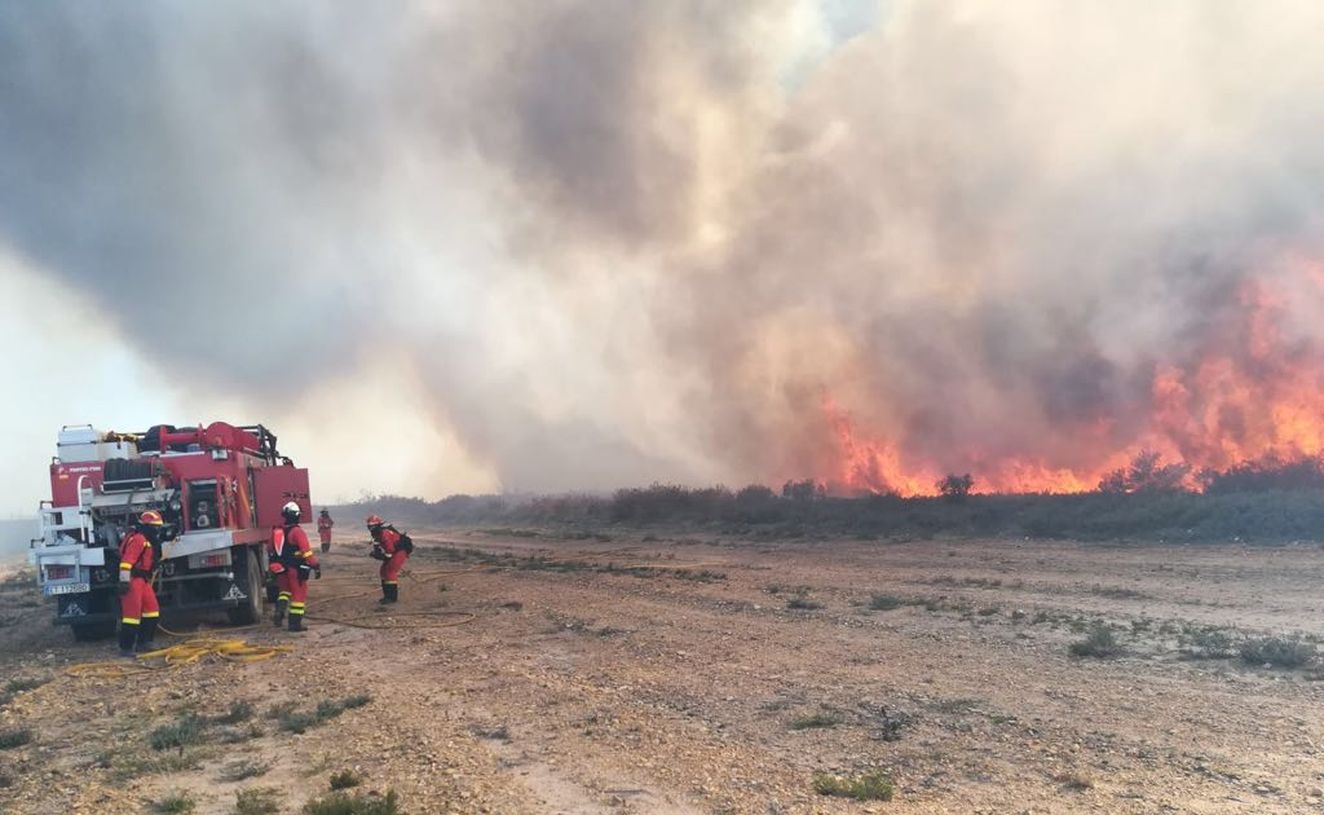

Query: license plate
[45,582,90,596]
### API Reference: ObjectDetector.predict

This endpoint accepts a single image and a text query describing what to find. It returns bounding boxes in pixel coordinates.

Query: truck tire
[225,546,265,626]
[71,621,116,642]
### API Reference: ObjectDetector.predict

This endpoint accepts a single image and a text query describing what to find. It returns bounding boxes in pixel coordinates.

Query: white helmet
[281,501,301,522]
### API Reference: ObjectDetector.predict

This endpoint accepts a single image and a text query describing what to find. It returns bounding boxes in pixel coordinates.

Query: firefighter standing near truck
[269,501,320,631]
[317,509,334,553]
[366,515,413,604]
[117,510,166,657]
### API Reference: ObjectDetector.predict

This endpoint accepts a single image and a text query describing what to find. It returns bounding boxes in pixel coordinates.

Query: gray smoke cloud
[4,1,1324,495]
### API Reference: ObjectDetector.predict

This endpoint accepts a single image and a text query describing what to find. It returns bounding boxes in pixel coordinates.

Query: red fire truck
[29,422,311,641]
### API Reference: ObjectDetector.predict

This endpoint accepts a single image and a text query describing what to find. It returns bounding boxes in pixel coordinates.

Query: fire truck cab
[29,422,311,641]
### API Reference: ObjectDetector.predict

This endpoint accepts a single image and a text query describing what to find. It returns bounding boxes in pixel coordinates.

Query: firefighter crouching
[117,510,166,657]
[317,508,334,553]
[366,515,413,604]
[269,501,320,631]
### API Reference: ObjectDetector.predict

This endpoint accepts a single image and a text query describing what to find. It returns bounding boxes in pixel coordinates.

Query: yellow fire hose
[61,566,482,679]
[64,638,292,678]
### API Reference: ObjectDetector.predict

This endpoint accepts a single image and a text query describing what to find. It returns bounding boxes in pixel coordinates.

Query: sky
[5,1,1324,515]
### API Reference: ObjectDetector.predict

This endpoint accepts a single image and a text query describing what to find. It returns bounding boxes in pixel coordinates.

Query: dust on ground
[2,529,1323,814]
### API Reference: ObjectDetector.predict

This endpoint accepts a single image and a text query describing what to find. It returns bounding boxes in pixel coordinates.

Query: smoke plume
[4,1,1324,495]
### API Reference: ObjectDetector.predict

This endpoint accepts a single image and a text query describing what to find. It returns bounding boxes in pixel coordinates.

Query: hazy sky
[4,1,1324,515]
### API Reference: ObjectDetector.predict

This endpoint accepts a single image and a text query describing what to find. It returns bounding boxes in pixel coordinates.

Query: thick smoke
[3,1,1324,495]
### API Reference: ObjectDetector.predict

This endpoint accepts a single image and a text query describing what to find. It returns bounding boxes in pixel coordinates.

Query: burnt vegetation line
[339,461,1324,543]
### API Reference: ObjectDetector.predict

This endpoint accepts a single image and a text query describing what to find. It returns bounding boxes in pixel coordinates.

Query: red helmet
[365,515,383,528]
[138,509,165,526]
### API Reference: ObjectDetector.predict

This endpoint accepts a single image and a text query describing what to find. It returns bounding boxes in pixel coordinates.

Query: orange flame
[818,267,1324,496]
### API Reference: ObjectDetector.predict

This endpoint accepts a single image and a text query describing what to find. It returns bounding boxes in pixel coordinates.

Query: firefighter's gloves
[370,544,387,562]
[314,567,322,580]
[118,570,131,595]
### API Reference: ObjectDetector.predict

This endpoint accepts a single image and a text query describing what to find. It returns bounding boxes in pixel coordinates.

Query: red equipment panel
[253,465,311,527]
[49,462,104,507]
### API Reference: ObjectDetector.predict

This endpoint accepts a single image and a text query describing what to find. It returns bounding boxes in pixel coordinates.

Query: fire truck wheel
[71,621,116,642]
[226,546,265,626]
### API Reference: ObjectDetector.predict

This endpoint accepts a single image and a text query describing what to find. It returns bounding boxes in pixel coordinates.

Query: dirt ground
[2,528,1323,814]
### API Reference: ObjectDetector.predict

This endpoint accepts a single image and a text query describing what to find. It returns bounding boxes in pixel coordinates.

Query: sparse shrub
[4,677,48,694]
[280,694,372,734]
[0,727,33,750]
[218,724,264,744]
[469,724,511,741]
[1098,450,1190,494]
[813,770,894,801]
[671,569,726,582]
[216,701,254,725]
[937,473,974,500]
[219,760,267,782]
[278,710,320,734]
[329,770,362,790]
[235,787,282,815]
[1054,771,1094,791]
[869,708,913,742]
[789,711,842,730]
[150,716,203,751]
[1092,585,1149,600]
[1179,626,1238,659]
[110,750,203,781]
[153,791,196,813]
[302,789,402,815]
[786,597,823,610]
[1240,636,1317,668]
[1069,625,1122,658]
[868,594,903,611]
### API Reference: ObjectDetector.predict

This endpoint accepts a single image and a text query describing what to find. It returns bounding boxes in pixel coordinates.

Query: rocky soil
[2,529,1323,814]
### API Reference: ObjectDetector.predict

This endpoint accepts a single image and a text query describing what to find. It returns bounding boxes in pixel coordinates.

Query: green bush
[868,594,903,611]
[150,716,203,751]
[1069,625,1122,658]
[813,770,894,801]
[1179,626,1238,659]
[1240,636,1317,668]
[303,790,402,815]
[789,711,843,730]
[219,760,267,782]
[4,677,48,694]
[153,791,196,813]
[235,787,281,815]
[786,597,823,610]
[329,770,362,790]
[0,727,34,750]
[215,701,254,725]
[344,481,1324,543]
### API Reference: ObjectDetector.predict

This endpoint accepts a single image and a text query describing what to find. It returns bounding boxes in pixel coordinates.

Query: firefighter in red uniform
[317,509,334,553]
[269,501,320,631]
[366,515,412,604]
[118,510,165,657]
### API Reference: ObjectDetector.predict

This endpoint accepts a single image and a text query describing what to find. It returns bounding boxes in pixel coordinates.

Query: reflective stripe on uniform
[383,580,398,585]
[142,611,160,618]
[121,617,140,625]
[278,592,291,601]
[120,562,133,569]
